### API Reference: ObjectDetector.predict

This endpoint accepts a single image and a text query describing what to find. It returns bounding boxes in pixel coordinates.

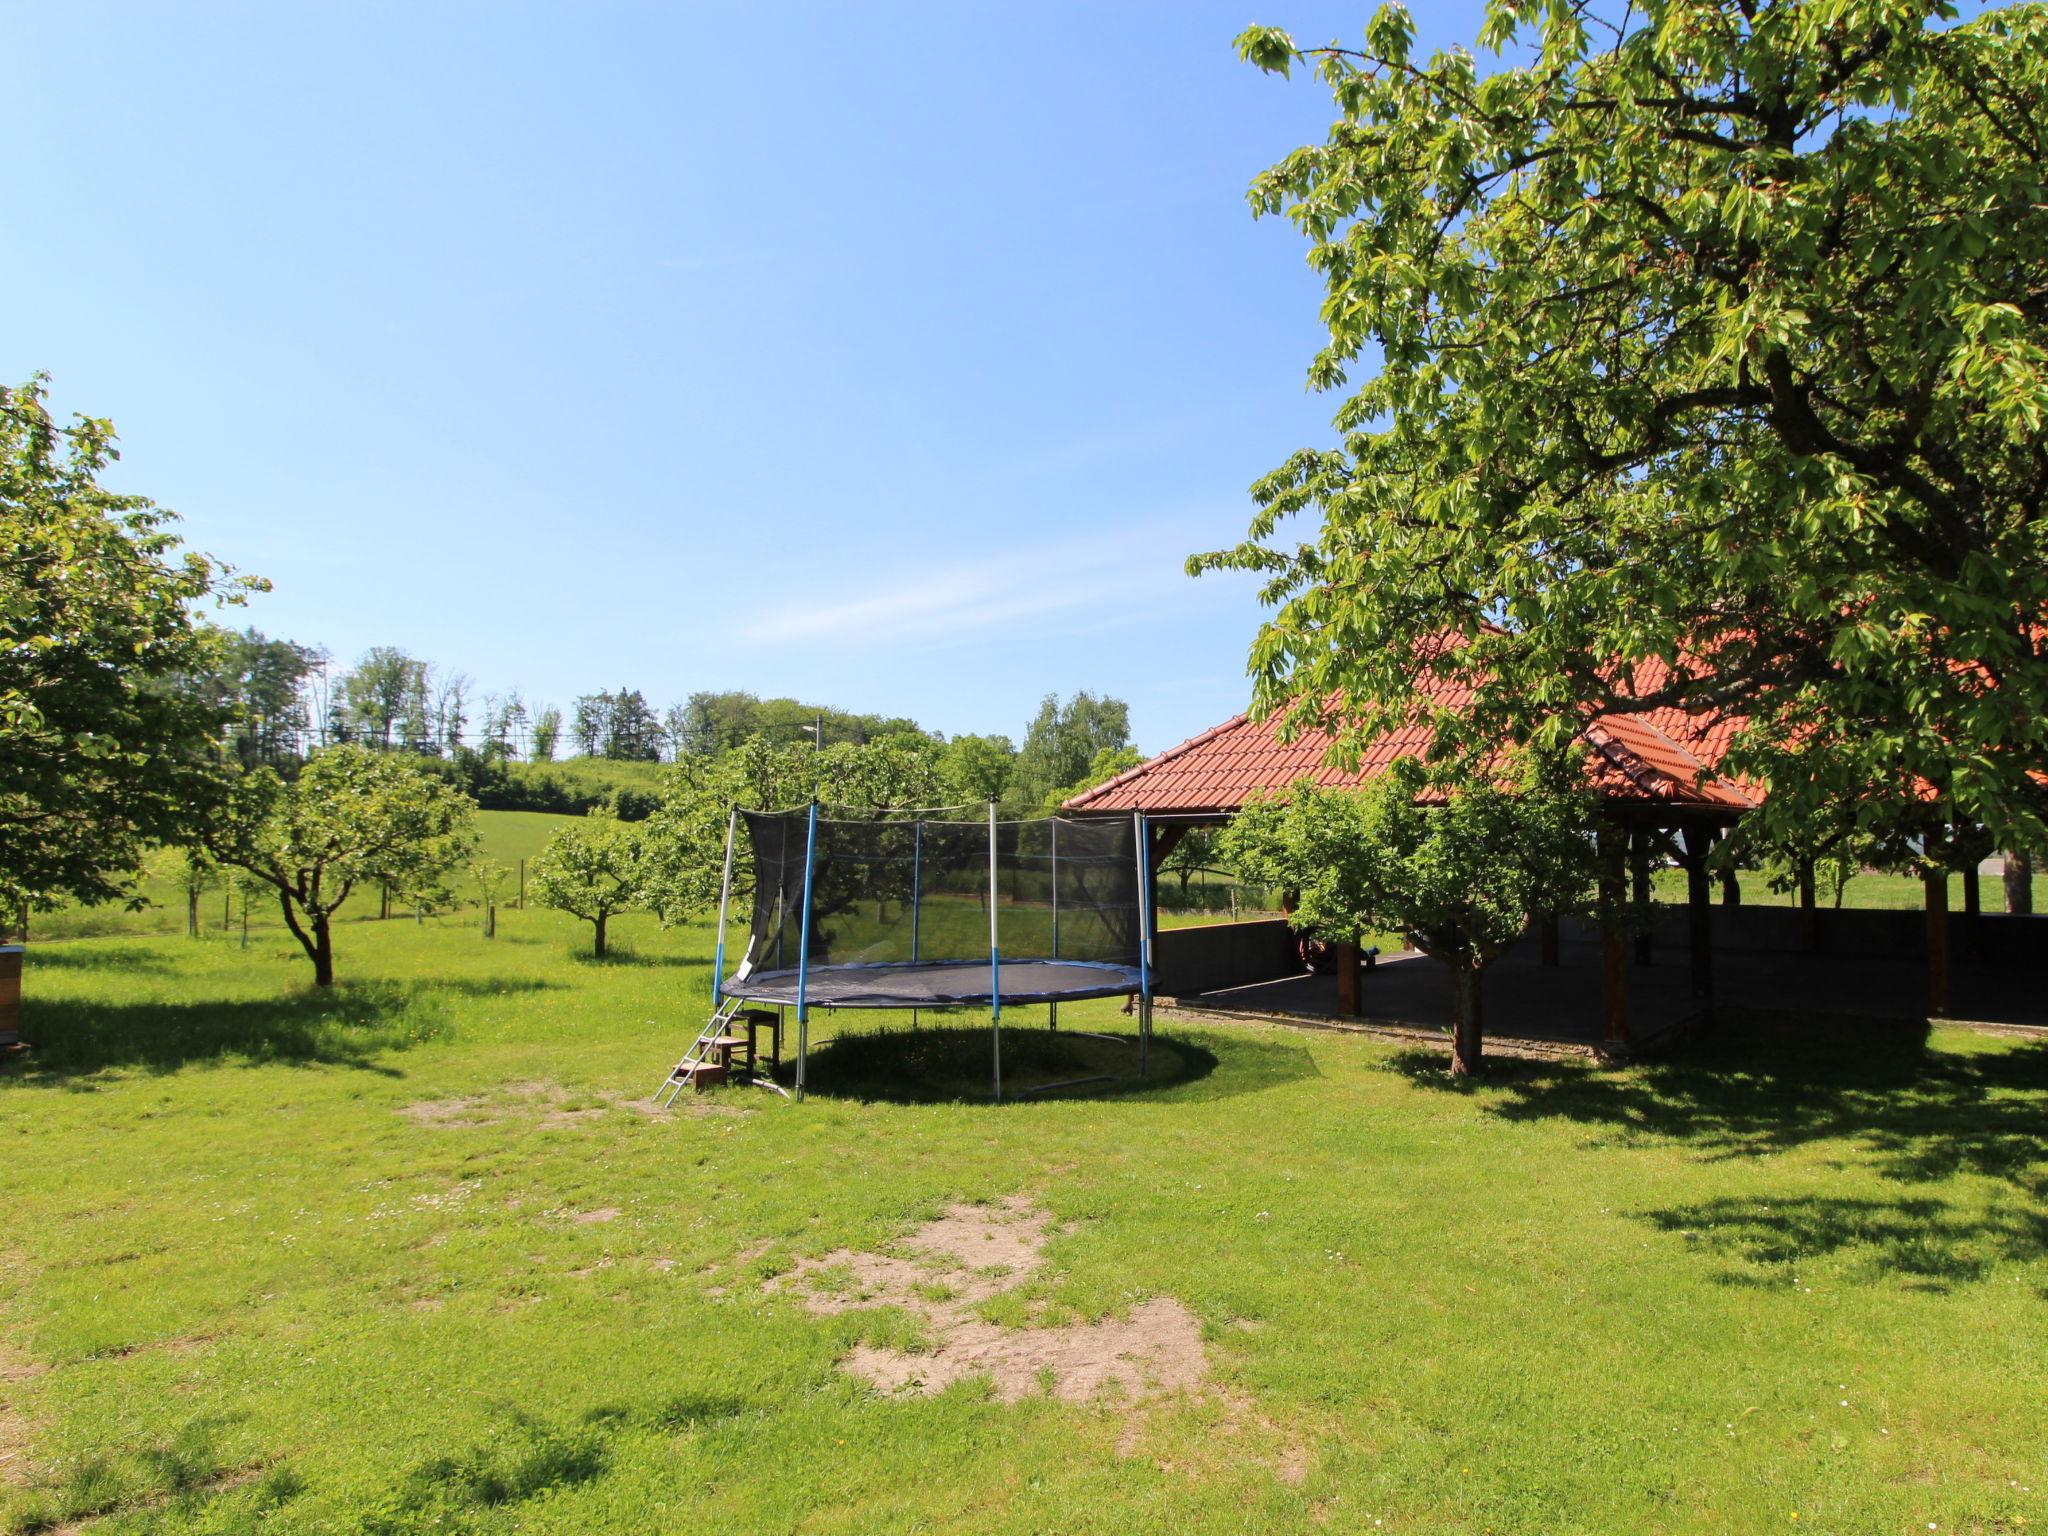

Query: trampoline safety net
[726,809,1145,1008]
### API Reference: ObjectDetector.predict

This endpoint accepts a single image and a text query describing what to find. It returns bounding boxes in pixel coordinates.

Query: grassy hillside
[0,914,2041,1533]
[28,810,581,943]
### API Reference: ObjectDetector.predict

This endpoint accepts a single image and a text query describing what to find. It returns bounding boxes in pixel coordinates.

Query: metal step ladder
[654,998,753,1107]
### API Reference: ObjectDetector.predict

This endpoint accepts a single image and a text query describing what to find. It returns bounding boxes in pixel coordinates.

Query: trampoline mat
[723,959,1143,1008]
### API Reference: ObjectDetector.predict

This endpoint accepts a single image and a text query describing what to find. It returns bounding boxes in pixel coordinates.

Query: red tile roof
[1065,682,1760,817]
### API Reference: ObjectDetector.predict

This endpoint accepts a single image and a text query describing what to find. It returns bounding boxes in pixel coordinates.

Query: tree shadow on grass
[1640,1194,2047,1293]
[0,977,561,1085]
[791,1022,1315,1106]
[23,942,184,977]
[1389,1008,2048,1286]
[565,947,705,970]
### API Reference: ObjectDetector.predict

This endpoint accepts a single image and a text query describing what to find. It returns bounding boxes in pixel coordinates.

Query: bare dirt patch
[768,1197,1206,1404]
[566,1207,621,1226]
[401,1080,743,1129]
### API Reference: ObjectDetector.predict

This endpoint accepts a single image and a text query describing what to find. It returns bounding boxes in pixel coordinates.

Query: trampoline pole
[911,820,922,1031]
[1049,817,1058,1034]
[1135,812,1153,1078]
[796,801,819,1102]
[989,798,1001,1102]
[712,806,737,1009]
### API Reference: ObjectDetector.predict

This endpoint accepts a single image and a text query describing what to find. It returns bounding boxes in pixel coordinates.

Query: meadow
[1,870,2042,1535]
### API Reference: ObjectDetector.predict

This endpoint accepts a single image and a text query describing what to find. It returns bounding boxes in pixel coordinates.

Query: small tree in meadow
[208,745,477,986]
[528,813,644,957]
[1219,754,1593,1075]
[469,857,510,938]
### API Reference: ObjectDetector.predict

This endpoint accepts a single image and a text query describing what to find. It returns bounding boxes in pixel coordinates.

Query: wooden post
[1540,915,1559,968]
[518,858,527,910]
[0,945,22,1049]
[1924,866,1952,1019]
[1961,858,1982,959]
[1335,941,1362,1016]
[1682,824,1715,1001]
[1598,823,1630,1044]
[1797,856,1819,952]
[1630,824,1653,965]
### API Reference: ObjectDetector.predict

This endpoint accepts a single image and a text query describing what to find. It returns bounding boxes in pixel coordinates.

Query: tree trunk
[485,904,496,939]
[1719,866,1741,906]
[593,913,608,958]
[1448,963,1483,1076]
[312,915,335,987]
[187,889,200,939]
[1539,915,1559,968]
[2006,850,2034,915]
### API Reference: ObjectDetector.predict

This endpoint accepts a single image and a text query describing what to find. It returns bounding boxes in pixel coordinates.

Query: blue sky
[4,1,1491,753]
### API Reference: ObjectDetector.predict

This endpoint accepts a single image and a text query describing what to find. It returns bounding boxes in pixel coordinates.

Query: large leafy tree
[208,745,477,986]
[1200,2,2048,849]
[0,377,259,918]
[1008,692,1132,813]
[1218,754,1594,1074]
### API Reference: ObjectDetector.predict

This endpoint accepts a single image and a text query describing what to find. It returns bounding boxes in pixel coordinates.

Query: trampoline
[700,804,1155,1100]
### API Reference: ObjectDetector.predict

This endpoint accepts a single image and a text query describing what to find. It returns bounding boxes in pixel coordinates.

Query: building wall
[1154,918,1302,997]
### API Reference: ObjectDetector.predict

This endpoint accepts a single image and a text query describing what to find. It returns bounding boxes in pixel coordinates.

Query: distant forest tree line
[179,628,1141,820]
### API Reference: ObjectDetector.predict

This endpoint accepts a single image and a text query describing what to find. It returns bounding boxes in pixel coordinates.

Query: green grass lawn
[2,912,2043,1534]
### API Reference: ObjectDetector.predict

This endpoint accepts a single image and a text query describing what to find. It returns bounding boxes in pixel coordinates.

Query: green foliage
[338,646,431,749]
[208,744,477,985]
[1008,692,1132,812]
[1219,756,1594,967]
[1040,744,1143,814]
[937,732,1017,805]
[668,690,926,757]
[530,705,562,762]
[0,375,261,913]
[527,813,647,955]
[178,625,323,764]
[637,737,948,923]
[1201,1,2048,850]
[571,689,662,761]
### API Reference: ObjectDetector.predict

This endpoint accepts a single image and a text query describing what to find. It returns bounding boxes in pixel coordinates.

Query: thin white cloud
[737,516,1245,652]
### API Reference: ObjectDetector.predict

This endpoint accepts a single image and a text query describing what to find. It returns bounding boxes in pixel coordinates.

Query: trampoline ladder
[655,997,748,1107]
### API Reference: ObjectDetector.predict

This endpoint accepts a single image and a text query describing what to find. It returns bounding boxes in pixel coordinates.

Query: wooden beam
[1797,856,1819,952]
[1334,941,1362,1016]
[1682,824,1716,1001]
[1630,825,1653,966]
[1598,822,1629,1044]
[1924,867,1952,1019]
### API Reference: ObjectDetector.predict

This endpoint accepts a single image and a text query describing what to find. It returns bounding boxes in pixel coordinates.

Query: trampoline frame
[709,802,1154,1102]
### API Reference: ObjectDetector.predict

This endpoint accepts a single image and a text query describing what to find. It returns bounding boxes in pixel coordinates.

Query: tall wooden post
[1334,941,1362,1016]
[1598,822,1630,1044]
[1630,825,1653,965]
[1924,866,1952,1019]
[1682,823,1715,1001]
[1797,856,1819,952]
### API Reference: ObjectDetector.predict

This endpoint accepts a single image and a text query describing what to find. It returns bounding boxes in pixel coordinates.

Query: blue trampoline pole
[910,818,922,1030]
[989,799,1001,1102]
[1049,817,1059,1032]
[796,801,819,1101]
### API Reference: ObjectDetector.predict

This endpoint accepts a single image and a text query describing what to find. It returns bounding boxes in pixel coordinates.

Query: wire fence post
[989,799,1002,1102]
[795,801,819,1102]
[712,806,737,1009]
